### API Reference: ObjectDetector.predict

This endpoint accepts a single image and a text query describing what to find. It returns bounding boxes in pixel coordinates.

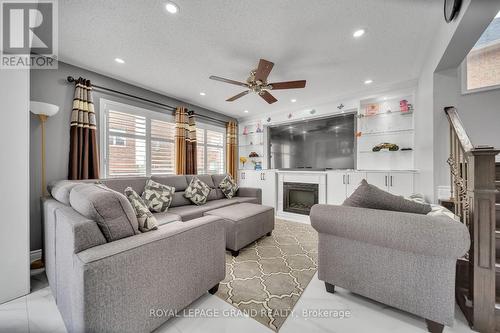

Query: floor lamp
[30,101,59,270]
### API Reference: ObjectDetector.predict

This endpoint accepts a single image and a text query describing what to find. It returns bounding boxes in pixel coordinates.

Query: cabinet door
[261,170,276,208]
[388,173,414,197]
[239,170,259,188]
[366,172,389,191]
[346,172,367,197]
[327,172,347,205]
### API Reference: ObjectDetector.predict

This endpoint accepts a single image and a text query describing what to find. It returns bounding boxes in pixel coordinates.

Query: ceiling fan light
[165,2,179,14]
[353,29,365,38]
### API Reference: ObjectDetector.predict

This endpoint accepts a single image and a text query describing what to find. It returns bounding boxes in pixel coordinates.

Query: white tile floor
[0,271,475,333]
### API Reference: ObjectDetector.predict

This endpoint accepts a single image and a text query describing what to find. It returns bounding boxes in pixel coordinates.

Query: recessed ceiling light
[244,110,249,113]
[364,79,373,85]
[353,29,365,38]
[383,97,387,100]
[291,99,297,103]
[302,130,307,134]
[165,2,179,14]
[114,58,125,64]
[199,92,206,96]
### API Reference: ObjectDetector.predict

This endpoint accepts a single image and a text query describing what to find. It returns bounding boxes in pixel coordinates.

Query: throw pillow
[141,179,175,213]
[343,179,432,214]
[219,175,239,199]
[184,176,211,205]
[124,187,158,232]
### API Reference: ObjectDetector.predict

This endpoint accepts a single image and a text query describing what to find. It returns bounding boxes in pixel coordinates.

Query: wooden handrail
[444,106,474,152]
[445,106,499,332]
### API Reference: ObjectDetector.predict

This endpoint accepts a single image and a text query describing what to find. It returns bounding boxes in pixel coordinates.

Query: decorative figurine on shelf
[249,151,259,158]
[239,156,248,168]
[254,162,262,171]
[256,121,263,133]
[365,103,379,116]
[407,103,414,111]
[266,117,272,123]
[287,113,292,119]
[400,99,409,112]
[242,126,249,135]
[372,143,400,152]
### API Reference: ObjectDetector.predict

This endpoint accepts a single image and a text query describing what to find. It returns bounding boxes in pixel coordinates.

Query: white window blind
[102,100,175,178]
[196,125,225,175]
[107,110,146,177]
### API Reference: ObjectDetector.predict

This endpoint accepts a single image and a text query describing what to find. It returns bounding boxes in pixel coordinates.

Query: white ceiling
[58,0,442,118]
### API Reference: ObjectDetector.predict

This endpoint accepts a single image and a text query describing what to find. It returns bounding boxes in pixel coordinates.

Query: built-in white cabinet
[365,171,415,197]
[238,170,277,208]
[327,170,415,204]
[327,171,366,205]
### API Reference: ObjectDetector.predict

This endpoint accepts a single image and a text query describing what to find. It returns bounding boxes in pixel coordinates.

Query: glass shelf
[358,110,414,118]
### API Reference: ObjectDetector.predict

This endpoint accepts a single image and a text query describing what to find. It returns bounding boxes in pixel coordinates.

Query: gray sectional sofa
[44,174,271,333]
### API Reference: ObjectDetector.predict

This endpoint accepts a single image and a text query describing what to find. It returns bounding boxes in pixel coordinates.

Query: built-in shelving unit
[239,120,265,170]
[357,93,415,170]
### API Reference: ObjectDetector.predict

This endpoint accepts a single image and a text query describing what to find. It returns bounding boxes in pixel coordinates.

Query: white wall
[433,67,500,190]
[415,0,500,202]
[0,69,30,303]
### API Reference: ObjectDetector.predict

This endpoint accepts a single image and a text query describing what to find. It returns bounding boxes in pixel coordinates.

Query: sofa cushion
[170,191,192,207]
[168,205,208,221]
[184,176,211,205]
[100,177,148,195]
[186,175,215,188]
[152,212,181,226]
[125,187,158,232]
[211,174,227,188]
[69,184,139,242]
[49,180,82,205]
[228,196,259,204]
[151,175,189,191]
[343,179,432,214]
[218,175,239,199]
[141,179,175,213]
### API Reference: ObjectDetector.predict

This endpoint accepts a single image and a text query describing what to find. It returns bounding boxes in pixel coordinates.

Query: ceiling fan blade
[260,91,278,104]
[269,80,307,90]
[209,75,248,87]
[226,90,250,102]
[254,59,274,82]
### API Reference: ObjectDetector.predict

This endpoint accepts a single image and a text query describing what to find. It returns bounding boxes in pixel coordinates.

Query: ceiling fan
[209,59,306,104]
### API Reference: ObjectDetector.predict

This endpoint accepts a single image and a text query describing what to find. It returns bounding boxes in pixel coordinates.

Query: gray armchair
[310,204,470,333]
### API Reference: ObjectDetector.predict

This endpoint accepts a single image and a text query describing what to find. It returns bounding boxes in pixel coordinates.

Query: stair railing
[445,106,498,333]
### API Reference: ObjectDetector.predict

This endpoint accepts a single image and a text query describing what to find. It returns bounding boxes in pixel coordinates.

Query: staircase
[444,107,499,333]
[496,162,500,330]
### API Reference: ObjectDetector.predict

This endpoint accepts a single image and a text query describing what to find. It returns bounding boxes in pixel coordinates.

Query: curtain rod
[66,76,229,125]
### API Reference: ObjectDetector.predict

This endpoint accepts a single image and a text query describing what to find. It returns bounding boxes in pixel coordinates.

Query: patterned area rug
[215,218,318,331]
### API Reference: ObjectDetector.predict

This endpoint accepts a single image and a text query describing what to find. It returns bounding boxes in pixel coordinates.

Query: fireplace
[283,182,319,215]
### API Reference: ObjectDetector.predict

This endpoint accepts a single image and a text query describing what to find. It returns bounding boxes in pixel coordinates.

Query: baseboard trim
[30,249,42,263]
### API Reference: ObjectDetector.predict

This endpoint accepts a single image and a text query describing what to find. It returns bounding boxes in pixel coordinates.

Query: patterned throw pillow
[184,176,211,205]
[124,187,158,232]
[141,179,175,213]
[219,175,239,199]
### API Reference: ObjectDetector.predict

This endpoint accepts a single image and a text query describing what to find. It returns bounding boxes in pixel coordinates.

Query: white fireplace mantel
[277,171,327,223]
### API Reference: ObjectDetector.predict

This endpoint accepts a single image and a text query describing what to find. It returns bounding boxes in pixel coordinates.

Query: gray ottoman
[204,203,275,256]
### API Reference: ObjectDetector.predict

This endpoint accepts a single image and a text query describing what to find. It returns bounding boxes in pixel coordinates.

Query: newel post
[467,147,499,333]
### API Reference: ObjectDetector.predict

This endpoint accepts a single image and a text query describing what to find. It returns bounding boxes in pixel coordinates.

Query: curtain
[226,120,238,179]
[68,78,100,180]
[175,107,197,175]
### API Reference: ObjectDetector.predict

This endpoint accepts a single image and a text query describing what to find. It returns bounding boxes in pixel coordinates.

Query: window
[196,125,225,175]
[101,100,175,177]
[463,11,500,93]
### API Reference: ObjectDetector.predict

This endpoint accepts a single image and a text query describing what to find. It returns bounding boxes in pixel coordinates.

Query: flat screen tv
[268,113,356,170]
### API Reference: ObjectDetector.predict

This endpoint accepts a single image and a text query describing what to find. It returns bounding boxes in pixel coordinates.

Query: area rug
[215,218,318,331]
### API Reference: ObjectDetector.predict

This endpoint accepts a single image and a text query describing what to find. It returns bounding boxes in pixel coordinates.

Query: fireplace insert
[283,182,319,215]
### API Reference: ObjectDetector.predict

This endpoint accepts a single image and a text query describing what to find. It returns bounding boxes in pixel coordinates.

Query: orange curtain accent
[175,107,197,175]
[226,120,238,179]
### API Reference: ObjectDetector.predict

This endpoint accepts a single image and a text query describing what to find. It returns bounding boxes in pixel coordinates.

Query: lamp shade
[30,101,59,117]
